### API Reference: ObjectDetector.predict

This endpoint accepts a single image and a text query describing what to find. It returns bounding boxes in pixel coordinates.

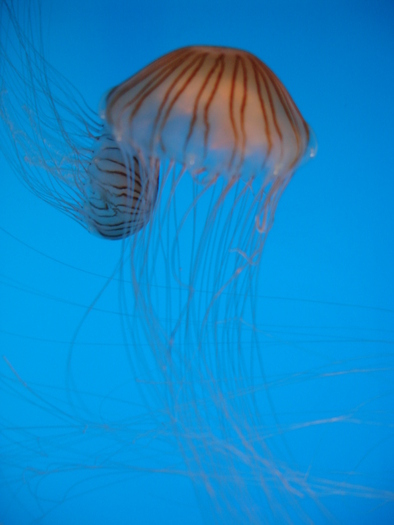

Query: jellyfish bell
[83,130,160,240]
[104,46,317,183]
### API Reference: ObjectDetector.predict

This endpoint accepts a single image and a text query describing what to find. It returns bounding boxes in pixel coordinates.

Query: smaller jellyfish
[83,131,159,239]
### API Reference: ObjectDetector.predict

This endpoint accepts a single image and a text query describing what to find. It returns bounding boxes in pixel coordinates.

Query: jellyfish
[91,46,316,522]
[2,1,393,524]
[98,46,316,521]
[83,132,160,239]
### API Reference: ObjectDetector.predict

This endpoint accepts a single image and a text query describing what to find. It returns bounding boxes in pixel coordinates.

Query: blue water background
[1,0,393,523]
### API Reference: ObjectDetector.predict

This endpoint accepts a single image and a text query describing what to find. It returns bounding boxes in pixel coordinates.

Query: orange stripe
[228,55,240,171]
[203,54,225,159]
[250,57,272,167]
[184,53,221,154]
[238,56,248,172]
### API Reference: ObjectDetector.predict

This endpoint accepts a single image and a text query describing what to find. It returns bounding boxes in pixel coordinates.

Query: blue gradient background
[1,0,393,523]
